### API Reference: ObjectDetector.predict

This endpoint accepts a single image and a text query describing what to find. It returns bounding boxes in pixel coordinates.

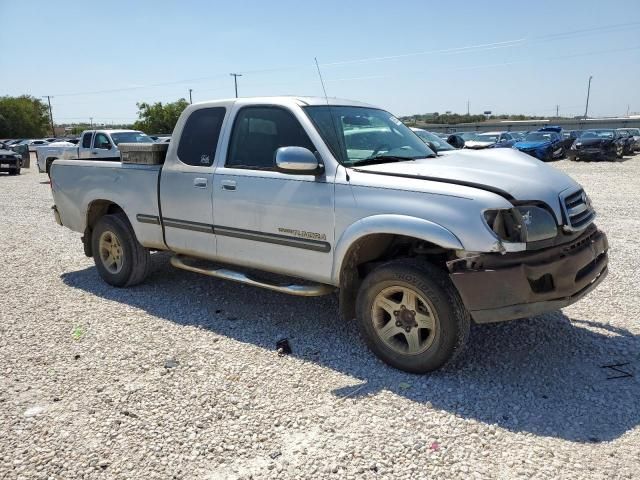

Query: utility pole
[466,99,470,116]
[90,117,93,128]
[583,75,593,119]
[556,105,559,117]
[230,73,242,98]
[43,96,55,136]
[189,88,193,104]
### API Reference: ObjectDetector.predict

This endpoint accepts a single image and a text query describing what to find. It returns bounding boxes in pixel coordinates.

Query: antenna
[314,57,345,172]
[314,57,330,102]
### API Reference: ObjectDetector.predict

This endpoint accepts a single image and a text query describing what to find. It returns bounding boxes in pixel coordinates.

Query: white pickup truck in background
[37,129,153,175]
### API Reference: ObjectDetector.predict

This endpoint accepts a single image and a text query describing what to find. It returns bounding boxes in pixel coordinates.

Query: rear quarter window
[177,107,226,166]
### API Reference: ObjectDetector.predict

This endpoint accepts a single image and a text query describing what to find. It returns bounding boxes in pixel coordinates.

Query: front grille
[562,189,595,230]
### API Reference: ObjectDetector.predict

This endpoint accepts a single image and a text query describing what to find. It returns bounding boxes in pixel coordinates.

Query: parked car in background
[37,129,154,175]
[620,128,640,151]
[509,131,527,141]
[410,128,455,153]
[513,130,565,161]
[464,131,517,150]
[155,136,172,143]
[28,139,52,152]
[616,129,638,154]
[49,95,608,373]
[0,147,23,175]
[443,131,475,149]
[567,129,625,161]
[562,130,583,150]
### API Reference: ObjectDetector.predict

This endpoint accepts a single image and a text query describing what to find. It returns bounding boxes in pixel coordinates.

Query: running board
[170,255,335,297]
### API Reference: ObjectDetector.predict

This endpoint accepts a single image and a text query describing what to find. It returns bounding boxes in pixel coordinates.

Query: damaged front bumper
[448,225,608,323]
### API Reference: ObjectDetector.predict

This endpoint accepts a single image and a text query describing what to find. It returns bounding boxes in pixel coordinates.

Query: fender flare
[331,214,463,284]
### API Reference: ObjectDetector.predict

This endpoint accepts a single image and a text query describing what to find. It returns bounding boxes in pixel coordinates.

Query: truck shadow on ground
[62,254,639,444]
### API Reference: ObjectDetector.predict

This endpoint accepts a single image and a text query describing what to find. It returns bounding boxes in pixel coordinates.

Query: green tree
[133,99,189,134]
[0,95,50,137]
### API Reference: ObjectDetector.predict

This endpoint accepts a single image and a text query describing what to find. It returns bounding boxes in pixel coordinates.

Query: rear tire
[46,158,57,178]
[355,259,470,373]
[91,213,150,287]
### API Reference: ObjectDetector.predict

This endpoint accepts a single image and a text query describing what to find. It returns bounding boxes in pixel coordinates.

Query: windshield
[413,130,454,151]
[582,130,614,139]
[523,132,554,142]
[304,106,434,165]
[110,131,154,145]
[471,133,499,142]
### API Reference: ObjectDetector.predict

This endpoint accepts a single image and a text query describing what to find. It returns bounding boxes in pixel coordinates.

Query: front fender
[331,214,463,284]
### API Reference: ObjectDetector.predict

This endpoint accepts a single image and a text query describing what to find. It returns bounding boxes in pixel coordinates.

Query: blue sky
[1,0,639,124]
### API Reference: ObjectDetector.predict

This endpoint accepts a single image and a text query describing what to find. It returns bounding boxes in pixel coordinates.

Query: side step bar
[170,255,335,297]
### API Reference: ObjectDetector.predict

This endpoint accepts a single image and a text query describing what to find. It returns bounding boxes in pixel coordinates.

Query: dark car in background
[410,128,455,153]
[567,129,625,161]
[562,130,583,150]
[621,128,640,151]
[0,147,23,175]
[616,128,638,154]
[512,130,565,161]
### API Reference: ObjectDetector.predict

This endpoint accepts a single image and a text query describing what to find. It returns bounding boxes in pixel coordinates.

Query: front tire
[91,213,150,287]
[355,259,470,373]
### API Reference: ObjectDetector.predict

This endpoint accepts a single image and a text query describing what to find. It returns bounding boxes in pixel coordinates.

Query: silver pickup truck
[50,96,608,373]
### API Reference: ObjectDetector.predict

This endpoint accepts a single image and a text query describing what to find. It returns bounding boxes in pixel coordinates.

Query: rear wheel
[355,259,470,373]
[91,213,150,287]
[46,158,57,177]
[616,145,623,159]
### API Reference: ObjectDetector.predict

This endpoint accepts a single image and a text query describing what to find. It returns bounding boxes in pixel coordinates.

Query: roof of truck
[191,96,377,109]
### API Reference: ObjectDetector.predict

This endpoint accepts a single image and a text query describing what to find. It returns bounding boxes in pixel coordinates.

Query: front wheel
[91,213,150,287]
[355,259,470,373]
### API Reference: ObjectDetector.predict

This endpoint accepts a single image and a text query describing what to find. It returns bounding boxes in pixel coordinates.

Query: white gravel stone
[0,156,639,479]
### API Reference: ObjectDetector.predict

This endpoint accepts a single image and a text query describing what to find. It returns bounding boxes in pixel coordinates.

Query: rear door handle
[91,151,98,155]
[221,180,236,191]
[193,177,207,188]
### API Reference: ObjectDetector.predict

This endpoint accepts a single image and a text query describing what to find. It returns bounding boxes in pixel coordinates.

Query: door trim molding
[139,214,331,252]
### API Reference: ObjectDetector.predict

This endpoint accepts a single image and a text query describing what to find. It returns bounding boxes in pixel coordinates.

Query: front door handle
[91,151,98,155]
[193,177,207,188]
[221,180,236,191]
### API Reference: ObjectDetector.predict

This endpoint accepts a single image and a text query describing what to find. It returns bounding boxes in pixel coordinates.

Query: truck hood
[351,148,578,218]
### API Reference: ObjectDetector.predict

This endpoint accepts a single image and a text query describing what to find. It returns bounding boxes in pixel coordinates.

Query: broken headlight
[483,206,558,244]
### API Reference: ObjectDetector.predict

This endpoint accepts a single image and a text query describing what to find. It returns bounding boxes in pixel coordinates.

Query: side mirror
[426,141,439,154]
[275,146,322,174]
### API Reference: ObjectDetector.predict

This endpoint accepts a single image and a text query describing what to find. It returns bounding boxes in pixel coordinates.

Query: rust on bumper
[449,225,608,323]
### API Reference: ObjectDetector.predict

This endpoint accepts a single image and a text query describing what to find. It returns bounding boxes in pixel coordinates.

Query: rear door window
[82,132,93,148]
[177,107,226,166]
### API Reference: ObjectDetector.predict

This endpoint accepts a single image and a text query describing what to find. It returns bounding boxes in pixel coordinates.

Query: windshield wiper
[350,155,427,167]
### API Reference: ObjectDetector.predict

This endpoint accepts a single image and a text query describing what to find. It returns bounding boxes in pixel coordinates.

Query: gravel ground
[1,154,639,479]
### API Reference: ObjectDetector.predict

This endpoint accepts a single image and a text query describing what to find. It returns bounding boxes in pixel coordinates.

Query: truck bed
[50,160,165,250]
